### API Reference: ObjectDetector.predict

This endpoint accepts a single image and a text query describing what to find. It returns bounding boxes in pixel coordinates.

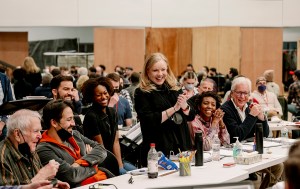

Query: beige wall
[0,32,28,67]
[145,28,192,77]
[241,28,283,94]
[192,27,240,75]
[94,28,145,73]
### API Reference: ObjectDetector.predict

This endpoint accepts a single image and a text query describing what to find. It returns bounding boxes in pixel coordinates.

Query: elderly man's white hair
[77,67,88,76]
[231,76,252,92]
[6,109,41,136]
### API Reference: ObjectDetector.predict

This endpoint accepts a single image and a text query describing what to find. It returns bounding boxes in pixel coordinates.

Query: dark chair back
[278,96,288,121]
[98,149,120,177]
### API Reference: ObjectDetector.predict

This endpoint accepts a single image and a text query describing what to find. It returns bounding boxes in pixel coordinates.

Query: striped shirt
[0,138,42,185]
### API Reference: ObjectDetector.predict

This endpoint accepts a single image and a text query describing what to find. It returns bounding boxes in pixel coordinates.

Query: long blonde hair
[22,57,40,73]
[139,52,179,92]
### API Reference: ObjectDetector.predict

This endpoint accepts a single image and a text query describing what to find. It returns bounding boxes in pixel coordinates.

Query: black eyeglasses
[233,90,250,97]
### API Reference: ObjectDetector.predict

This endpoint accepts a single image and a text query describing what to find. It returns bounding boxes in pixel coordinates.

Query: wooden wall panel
[94,28,145,73]
[192,27,240,75]
[219,27,241,74]
[0,32,28,67]
[241,28,283,94]
[145,28,192,77]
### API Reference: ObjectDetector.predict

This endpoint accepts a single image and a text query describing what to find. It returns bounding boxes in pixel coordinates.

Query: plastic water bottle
[233,137,242,158]
[281,126,289,147]
[211,134,220,161]
[147,143,158,178]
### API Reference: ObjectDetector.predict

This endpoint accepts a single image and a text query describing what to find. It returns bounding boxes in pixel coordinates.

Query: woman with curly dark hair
[190,91,230,150]
[81,77,136,175]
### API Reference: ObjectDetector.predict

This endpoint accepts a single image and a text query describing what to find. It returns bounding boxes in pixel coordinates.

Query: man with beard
[50,75,82,114]
[107,73,132,127]
[0,109,69,189]
[37,100,110,187]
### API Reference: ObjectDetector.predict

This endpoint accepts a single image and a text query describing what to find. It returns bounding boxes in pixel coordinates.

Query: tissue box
[234,154,262,165]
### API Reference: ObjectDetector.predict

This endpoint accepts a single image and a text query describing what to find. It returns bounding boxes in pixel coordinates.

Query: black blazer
[134,84,195,166]
[221,100,269,143]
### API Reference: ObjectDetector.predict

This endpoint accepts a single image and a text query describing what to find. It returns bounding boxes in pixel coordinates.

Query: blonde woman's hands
[176,93,189,111]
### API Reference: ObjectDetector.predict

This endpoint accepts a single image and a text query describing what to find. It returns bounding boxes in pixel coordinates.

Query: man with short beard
[50,75,82,114]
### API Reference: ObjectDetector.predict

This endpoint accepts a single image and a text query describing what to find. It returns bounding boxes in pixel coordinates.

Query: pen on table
[159,170,178,177]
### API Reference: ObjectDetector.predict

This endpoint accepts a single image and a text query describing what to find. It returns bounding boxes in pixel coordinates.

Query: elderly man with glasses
[221,76,283,189]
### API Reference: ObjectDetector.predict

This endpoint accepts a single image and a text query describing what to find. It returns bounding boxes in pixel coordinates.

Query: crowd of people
[0,53,299,189]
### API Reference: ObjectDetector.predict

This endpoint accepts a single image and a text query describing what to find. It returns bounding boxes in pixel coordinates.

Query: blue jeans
[119,160,137,175]
[123,160,137,171]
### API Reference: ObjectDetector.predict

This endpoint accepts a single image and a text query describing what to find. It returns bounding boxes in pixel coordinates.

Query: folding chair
[120,122,143,168]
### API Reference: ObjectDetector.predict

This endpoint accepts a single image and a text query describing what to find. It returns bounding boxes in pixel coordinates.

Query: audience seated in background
[119,75,132,107]
[0,109,69,189]
[77,67,88,77]
[22,57,42,94]
[124,66,133,80]
[189,91,230,149]
[76,75,89,93]
[224,67,238,94]
[88,66,96,76]
[201,66,209,75]
[35,73,53,98]
[251,76,283,119]
[13,68,33,99]
[124,72,140,108]
[59,66,69,76]
[50,68,61,77]
[179,64,196,79]
[37,100,110,187]
[107,73,132,127]
[264,69,280,96]
[95,65,107,77]
[208,67,218,77]
[197,70,207,83]
[287,70,300,116]
[221,76,283,189]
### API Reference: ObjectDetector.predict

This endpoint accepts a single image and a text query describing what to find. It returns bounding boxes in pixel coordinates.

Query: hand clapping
[176,93,189,111]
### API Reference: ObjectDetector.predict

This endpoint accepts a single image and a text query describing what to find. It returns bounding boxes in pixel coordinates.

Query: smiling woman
[134,52,196,166]
[190,91,230,151]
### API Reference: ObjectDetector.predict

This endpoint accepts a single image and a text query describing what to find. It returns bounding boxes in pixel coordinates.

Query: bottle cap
[233,137,240,144]
[150,143,155,147]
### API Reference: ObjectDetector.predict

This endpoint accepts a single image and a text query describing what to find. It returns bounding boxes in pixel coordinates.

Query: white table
[268,121,300,131]
[74,140,296,189]
[74,164,249,189]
